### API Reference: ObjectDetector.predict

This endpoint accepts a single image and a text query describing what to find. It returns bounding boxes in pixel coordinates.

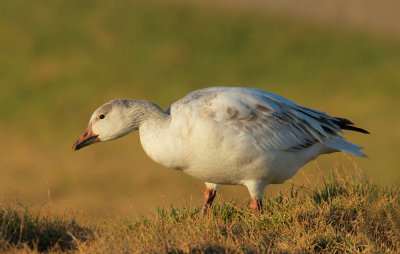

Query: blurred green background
[0,0,399,220]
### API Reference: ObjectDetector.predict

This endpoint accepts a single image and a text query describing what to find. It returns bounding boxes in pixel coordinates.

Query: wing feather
[170,87,366,155]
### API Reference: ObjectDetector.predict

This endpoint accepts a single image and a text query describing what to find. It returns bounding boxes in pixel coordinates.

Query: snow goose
[73,87,368,213]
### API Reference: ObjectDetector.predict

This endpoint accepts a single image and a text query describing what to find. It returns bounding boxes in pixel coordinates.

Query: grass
[1,170,399,253]
[0,204,91,252]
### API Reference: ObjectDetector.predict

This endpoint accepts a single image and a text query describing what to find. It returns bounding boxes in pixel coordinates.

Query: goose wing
[170,87,366,156]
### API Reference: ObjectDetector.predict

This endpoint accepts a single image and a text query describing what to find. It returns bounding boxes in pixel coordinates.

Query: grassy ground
[1,170,399,253]
[0,0,399,220]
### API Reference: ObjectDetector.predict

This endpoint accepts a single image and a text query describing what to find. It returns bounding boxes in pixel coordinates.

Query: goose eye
[99,114,105,119]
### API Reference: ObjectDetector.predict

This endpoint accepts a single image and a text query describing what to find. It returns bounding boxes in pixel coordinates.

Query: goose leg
[249,199,263,211]
[202,182,218,214]
[245,180,267,212]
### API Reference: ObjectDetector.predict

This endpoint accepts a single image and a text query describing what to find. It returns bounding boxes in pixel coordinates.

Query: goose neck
[133,100,170,131]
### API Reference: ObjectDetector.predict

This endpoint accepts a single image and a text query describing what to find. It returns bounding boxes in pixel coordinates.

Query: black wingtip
[334,117,370,134]
[341,125,370,134]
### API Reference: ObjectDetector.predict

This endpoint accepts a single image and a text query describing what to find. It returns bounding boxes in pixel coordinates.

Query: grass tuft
[0,205,92,252]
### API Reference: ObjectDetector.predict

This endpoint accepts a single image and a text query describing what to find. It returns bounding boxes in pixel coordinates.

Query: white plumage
[73,86,368,212]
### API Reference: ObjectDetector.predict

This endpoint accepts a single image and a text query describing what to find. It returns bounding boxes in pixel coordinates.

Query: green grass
[1,171,399,253]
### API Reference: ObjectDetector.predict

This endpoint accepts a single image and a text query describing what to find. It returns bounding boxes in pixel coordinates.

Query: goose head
[73,100,140,150]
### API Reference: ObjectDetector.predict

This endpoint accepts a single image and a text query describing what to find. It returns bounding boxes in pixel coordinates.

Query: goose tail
[324,138,367,158]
